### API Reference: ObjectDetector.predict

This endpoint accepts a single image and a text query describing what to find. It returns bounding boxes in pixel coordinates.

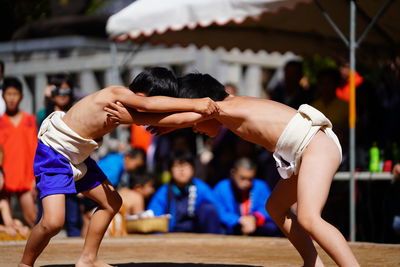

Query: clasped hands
[103,97,220,136]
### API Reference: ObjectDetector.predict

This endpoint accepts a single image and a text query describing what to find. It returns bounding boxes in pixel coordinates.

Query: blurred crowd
[0,56,400,241]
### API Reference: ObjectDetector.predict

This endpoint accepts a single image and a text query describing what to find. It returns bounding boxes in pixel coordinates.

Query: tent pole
[356,0,394,47]
[349,0,356,243]
[315,0,349,47]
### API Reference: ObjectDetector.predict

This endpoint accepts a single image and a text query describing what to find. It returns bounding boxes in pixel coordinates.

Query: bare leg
[296,131,359,267]
[266,175,324,267]
[76,180,122,267]
[19,194,65,267]
[18,191,37,227]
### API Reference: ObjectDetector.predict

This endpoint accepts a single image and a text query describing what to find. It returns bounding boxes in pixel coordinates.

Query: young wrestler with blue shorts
[19,68,219,267]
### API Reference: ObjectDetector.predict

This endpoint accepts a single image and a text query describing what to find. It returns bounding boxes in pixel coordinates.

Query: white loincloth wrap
[38,111,100,181]
[273,104,342,179]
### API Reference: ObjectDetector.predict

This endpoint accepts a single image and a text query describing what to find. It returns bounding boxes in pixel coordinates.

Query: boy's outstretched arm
[104,102,213,128]
[112,87,219,116]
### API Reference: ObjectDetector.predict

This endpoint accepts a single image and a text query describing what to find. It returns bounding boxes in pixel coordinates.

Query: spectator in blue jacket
[147,151,222,233]
[213,157,278,236]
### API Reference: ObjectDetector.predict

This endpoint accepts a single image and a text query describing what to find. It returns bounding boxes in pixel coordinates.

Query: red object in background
[383,160,392,172]
[336,72,364,102]
[130,124,152,153]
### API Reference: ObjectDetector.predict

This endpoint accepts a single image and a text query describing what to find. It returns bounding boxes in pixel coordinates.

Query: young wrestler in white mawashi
[106,73,360,267]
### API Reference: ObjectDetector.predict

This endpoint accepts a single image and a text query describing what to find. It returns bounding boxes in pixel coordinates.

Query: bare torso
[217,96,297,152]
[62,86,131,140]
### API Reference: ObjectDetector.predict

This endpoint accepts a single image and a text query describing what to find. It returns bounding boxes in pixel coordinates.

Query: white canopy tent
[106,0,399,241]
[107,0,398,56]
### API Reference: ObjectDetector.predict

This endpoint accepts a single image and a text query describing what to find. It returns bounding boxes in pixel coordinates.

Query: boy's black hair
[3,77,23,94]
[178,73,229,101]
[49,73,74,89]
[128,172,154,189]
[128,67,178,97]
[168,150,195,170]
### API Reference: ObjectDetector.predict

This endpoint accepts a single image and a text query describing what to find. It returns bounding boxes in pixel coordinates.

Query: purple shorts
[34,141,107,199]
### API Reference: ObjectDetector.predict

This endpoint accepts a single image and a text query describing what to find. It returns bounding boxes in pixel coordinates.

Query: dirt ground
[1,233,399,267]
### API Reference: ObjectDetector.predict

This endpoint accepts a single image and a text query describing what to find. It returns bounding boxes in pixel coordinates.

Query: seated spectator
[213,158,278,236]
[119,172,155,215]
[148,151,222,234]
[36,73,76,127]
[98,147,146,187]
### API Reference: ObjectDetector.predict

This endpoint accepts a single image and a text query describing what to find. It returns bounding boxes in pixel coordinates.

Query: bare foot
[18,263,32,267]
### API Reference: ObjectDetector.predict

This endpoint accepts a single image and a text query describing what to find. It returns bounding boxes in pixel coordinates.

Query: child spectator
[147,151,222,234]
[213,157,278,236]
[0,77,37,227]
[36,73,75,127]
[118,172,155,215]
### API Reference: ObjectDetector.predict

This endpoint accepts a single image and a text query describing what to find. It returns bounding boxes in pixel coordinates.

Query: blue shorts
[34,141,107,199]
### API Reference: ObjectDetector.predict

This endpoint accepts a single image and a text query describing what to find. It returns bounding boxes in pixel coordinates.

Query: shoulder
[218,96,263,115]
[214,179,230,189]
[0,114,6,123]
[102,85,132,96]
[253,179,271,191]
[24,112,36,121]
[154,184,168,194]
[253,178,267,185]
[193,178,207,186]
[193,178,212,189]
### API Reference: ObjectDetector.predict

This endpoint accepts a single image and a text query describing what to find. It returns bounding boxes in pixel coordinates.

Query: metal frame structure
[315,0,394,242]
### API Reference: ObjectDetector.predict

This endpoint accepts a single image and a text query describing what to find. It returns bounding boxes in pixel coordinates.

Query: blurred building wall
[0,36,296,114]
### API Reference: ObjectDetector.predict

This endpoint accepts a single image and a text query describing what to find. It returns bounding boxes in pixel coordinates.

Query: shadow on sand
[41,263,263,267]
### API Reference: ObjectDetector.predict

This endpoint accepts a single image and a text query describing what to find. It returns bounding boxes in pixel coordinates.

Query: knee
[39,217,64,235]
[297,211,321,233]
[108,193,123,215]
